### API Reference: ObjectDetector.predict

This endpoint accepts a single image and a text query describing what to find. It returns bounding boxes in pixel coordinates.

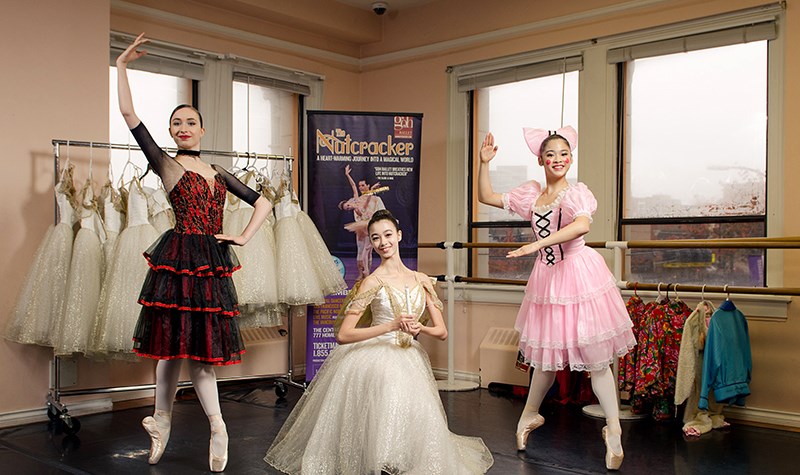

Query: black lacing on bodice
[534,209,564,266]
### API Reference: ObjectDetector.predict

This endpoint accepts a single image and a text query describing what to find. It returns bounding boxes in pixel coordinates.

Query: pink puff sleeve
[501,181,541,221]
[561,182,597,222]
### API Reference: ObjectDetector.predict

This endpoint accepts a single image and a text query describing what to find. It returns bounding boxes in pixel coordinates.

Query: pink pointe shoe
[602,426,624,470]
[209,414,229,472]
[516,413,545,451]
[142,410,171,464]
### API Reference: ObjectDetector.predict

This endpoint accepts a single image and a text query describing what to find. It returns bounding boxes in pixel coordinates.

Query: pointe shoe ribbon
[516,413,545,451]
[209,415,229,472]
[602,426,624,470]
[142,410,171,465]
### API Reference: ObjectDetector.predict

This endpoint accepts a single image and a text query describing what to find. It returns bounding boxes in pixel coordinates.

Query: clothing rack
[46,139,303,434]
[417,238,796,412]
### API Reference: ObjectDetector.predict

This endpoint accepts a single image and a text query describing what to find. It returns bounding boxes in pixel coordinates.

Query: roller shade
[607,21,776,63]
[233,71,311,96]
[109,45,205,80]
[457,55,583,92]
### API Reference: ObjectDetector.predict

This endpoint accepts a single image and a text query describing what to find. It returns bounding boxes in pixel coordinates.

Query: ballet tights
[152,360,227,466]
[591,367,622,454]
[154,359,222,416]
[518,366,622,453]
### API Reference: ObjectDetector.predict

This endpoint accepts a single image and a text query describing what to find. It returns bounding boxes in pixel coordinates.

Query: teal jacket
[699,300,751,410]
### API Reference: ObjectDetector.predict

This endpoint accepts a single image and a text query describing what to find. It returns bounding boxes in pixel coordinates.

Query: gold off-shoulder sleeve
[333,281,382,336]
[419,275,443,327]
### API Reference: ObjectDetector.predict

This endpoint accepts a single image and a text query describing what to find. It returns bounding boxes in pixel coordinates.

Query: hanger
[655,282,664,303]
[673,283,681,301]
[58,140,72,182]
[719,284,736,311]
[701,284,707,302]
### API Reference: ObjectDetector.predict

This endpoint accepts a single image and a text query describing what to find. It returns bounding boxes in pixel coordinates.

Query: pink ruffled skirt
[515,246,636,371]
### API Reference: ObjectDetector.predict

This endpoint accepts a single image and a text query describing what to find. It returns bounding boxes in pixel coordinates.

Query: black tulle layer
[132,307,245,365]
[143,230,241,277]
[135,230,244,365]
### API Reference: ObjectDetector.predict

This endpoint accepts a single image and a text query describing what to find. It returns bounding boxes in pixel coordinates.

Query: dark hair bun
[368,209,400,231]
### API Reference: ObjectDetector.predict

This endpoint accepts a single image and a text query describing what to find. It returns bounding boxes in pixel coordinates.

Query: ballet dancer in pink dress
[477,126,636,470]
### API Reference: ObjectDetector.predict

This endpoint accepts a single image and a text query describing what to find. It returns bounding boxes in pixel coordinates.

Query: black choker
[176,149,201,157]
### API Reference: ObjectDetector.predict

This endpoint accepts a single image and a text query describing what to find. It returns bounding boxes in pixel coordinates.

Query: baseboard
[0,397,113,429]
[723,405,800,430]
[431,367,481,385]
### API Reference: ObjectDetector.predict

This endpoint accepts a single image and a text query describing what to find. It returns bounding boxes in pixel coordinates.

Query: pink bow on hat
[522,126,578,157]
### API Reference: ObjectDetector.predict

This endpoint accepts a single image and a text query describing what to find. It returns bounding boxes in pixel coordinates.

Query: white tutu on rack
[296,211,346,296]
[54,179,106,356]
[225,171,285,328]
[99,181,125,281]
[274,185,326,306]
[146,185,175,233]
[89,177,160,360]
[4,165,77,347]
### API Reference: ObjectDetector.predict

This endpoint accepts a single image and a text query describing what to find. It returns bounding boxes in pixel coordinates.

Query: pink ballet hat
[522,126,578,157]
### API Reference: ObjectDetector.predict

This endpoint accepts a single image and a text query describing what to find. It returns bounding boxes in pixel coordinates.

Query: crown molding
[113,0,680,71]
[111,0,360,67]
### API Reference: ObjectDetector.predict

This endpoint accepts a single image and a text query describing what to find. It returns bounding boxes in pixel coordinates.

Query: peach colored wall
[0,0,115,414]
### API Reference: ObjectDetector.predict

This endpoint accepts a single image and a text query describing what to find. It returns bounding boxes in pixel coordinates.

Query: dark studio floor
[0,380,797,475]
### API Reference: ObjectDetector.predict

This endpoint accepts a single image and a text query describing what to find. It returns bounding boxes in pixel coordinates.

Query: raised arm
[344,164,359,199]
[116,33,149,129]
[477,132,504,209]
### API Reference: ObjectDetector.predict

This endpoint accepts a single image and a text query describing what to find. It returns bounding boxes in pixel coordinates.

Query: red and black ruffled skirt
[132,230,245,365]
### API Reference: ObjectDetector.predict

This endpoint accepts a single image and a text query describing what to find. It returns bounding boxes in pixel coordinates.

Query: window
[232,76,298,162]
[470,70,579,279]
[618,40,769,286]
[108,67,193,188]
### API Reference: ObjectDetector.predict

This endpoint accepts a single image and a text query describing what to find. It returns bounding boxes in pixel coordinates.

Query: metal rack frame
[46,139,305,433]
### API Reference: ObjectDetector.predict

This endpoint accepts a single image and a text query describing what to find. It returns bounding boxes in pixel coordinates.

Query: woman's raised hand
[479,132,498,164]
[116,32,150,67]
[344,164,351,176]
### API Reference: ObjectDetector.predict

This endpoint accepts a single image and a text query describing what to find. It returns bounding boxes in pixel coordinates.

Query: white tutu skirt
[296,212,346,296]
[5,223,73,347]
[53,229,103,356]
[150,209,174,234]
[225,208,279,306]
[226,209,284,328]
[275,216,326,306]
[88,224,161,359]
[265,339,493,474]
[102,232,119,282]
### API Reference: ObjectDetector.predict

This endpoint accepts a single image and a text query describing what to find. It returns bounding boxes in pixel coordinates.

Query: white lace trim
[517,323,635,351]
[521,277,618,305]
[518,330,636,372]
[501,193,514,215]
[531,186,569,214]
